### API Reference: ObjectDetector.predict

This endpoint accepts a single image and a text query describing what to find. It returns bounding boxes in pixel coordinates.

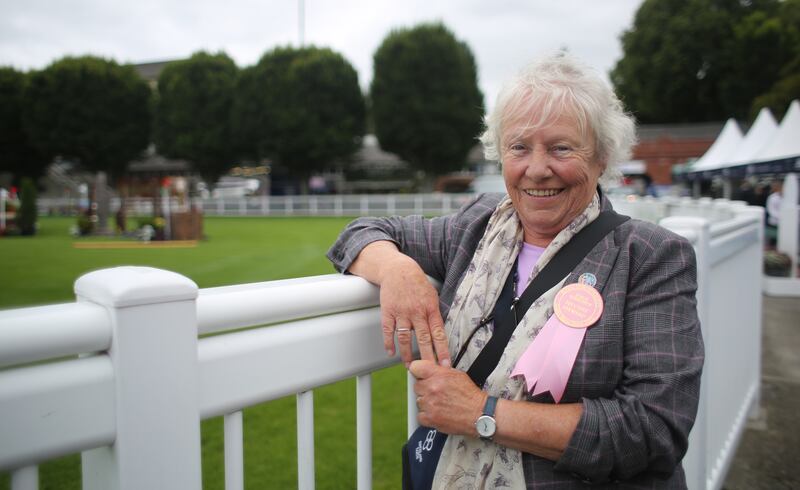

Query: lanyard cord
[452,262,519,370]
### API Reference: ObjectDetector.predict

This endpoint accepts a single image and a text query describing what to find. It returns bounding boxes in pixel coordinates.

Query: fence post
[76,267,202,490]
[407,371,419,437]
[11,466,38,490]
[297,390,315,490]
[660,216,710,490]
[732,203,765,419]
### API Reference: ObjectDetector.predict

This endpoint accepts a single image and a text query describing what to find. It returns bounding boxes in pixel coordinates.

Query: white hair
[480,52,637,187]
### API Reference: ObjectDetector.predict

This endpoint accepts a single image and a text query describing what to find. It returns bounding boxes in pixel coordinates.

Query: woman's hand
[378,253,450,367]
[411,360,582,459]
[410,360,485,436]
[349,241,451,367]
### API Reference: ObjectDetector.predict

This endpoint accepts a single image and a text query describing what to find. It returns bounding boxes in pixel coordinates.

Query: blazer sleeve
[554,225,705,483]
[326,194,489,282]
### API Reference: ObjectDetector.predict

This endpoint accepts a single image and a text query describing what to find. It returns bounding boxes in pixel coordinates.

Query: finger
[381,312,396,356]
[417,412,432,427]
[427,310,451,367]
[395,319,415,367]
[409,359,438,379]
[412,315,436,363]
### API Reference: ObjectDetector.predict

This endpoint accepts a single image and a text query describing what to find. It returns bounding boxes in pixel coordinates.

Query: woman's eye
[551,145,572,155]
[509,143,527,153]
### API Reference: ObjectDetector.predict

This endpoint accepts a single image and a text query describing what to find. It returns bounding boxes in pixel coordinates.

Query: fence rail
[37,193,761,222]
[1,197,764,490]
[37,193,478,218]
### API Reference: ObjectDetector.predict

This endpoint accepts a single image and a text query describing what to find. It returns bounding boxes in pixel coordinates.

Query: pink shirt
[516,242,545,297]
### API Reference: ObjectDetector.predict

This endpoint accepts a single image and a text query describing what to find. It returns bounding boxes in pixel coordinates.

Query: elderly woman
[327,53,703,488]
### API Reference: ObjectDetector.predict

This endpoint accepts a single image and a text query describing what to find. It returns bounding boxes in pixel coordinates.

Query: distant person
[766,181,783,247]
[328,53,703,488]
[116,200,127,234]
[734,181,757,206]
[641,173,658,197]
[754,182,769,208]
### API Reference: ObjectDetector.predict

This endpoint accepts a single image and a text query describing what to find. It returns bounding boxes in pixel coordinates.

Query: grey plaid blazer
[327,193,704,489]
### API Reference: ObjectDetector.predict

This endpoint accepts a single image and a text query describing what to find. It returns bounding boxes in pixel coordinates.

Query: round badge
[553,283,604,329]
[578,272,597,287]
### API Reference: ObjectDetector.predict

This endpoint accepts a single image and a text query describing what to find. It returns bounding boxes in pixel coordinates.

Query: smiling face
[501,111,604,246]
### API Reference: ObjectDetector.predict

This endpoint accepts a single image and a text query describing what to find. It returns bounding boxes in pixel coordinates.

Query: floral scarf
[432,193,601,489]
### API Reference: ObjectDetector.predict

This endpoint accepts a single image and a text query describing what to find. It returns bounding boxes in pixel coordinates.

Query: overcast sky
[0,0,644,109]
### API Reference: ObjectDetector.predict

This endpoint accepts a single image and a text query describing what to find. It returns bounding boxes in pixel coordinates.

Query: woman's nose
[524,148,553,180]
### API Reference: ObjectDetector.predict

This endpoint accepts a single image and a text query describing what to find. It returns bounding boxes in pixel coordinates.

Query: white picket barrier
[1,198,764,490]
[659,203,763,490]
[37,193,476,218]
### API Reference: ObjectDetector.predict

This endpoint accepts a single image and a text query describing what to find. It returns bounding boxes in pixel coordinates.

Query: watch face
[476,415,496,438]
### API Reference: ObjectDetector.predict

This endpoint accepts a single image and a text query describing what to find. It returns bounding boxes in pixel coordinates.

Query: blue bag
[402,426,447,489]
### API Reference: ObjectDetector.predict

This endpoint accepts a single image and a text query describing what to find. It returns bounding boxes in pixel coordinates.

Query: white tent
[688,118,743,172]
[727,107,778,165]
[753,99,800,163]
[688,100,800,181]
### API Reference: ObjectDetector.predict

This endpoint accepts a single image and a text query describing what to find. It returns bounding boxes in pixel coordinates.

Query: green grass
[0,216,353,309]
[0,216,409,489]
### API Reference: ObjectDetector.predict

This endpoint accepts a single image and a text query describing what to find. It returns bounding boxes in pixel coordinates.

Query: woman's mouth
[524,189,562,197]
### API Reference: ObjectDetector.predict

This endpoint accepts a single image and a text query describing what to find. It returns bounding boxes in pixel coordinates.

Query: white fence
[1,197,764,490]
[37,194,477,218]
[610,196,764,490]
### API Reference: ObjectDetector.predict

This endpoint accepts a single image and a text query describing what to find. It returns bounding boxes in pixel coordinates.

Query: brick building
[632,122,723,184]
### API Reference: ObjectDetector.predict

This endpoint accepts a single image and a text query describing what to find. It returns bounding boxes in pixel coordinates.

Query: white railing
[608,194,765,488]
[658,203,763,490]
[37,193,477,218]
[1,198,764,490]
[0,270,420,490]
[607,194,748,224]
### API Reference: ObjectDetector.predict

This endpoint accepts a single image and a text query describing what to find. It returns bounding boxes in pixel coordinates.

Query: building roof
[127,146,192,173]
[349,134,409,172]
[130,60,181,83]
[636,122,725,141]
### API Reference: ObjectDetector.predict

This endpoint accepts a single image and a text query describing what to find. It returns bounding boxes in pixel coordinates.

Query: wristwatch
[475,395,498,440]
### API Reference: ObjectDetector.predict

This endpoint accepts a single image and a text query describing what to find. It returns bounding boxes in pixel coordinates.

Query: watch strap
[483,395,498,417]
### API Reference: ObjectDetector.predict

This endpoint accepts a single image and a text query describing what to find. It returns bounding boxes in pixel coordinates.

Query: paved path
[722,295,800,490]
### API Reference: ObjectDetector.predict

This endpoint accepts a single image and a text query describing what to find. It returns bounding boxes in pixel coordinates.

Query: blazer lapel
[563,233,620,294]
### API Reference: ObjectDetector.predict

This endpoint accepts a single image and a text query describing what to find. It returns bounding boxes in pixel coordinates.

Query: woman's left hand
[409,360,486,436]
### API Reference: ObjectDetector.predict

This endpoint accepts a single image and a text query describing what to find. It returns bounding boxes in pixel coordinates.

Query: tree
[232,46,365,187]
[750,0,800,118]
[0,67,46,182]
[370,23,484,177]
[17,177,37,235]
[611,0,795,123]
[22,56,151,180]
[154,51,239,186]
